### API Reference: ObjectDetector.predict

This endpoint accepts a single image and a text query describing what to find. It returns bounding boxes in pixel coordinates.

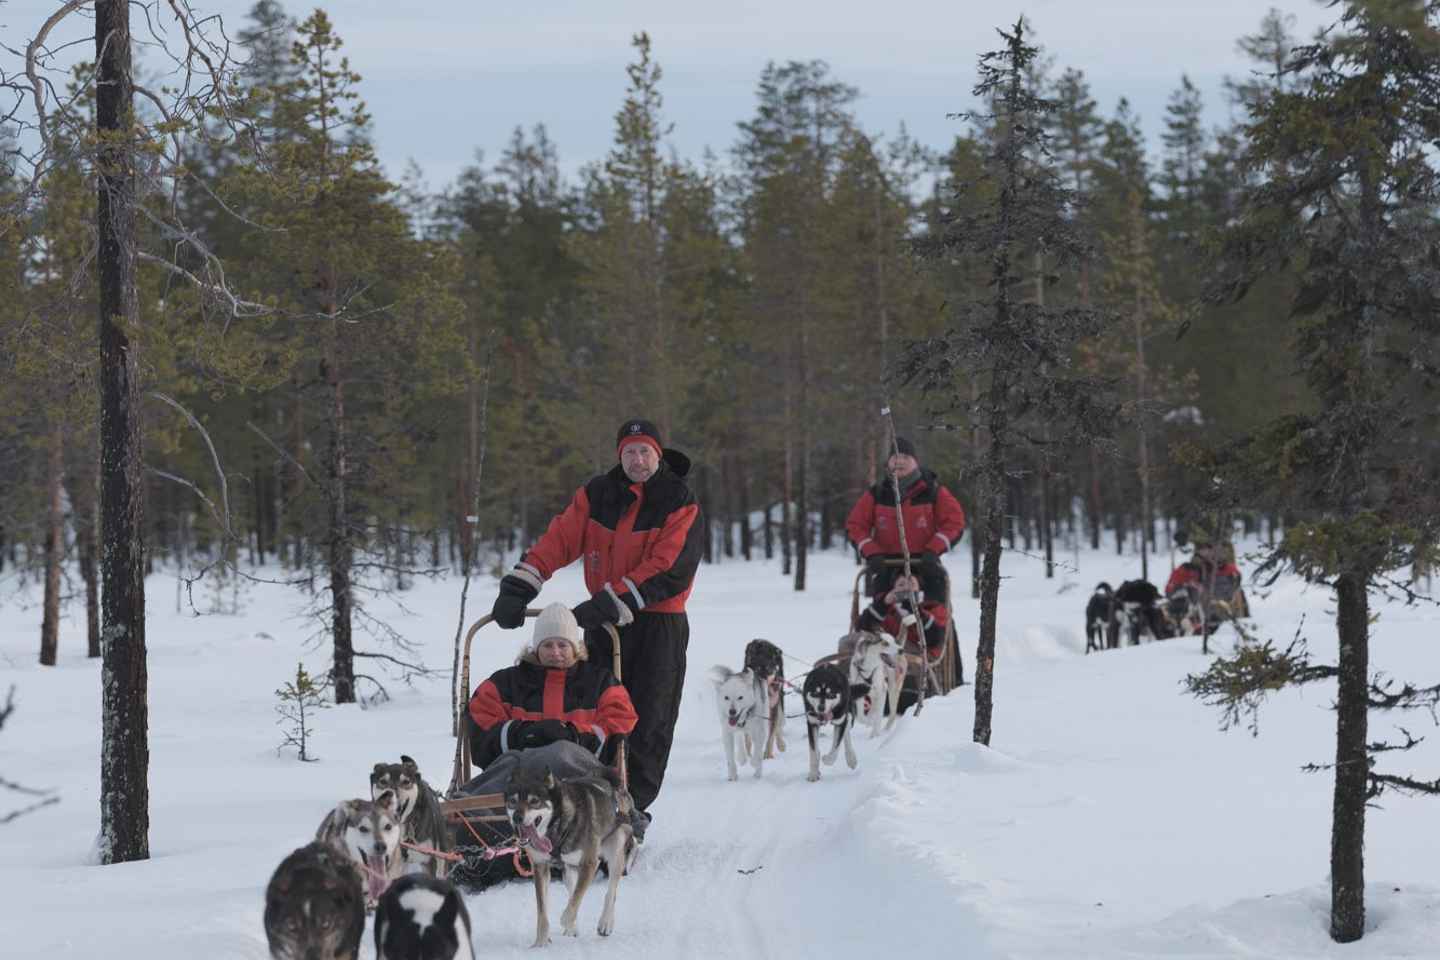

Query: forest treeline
[0,4,1312,604]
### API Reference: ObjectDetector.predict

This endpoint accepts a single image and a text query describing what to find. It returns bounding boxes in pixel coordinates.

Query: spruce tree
[1192,0,1440,942]
[905,20,1114,745]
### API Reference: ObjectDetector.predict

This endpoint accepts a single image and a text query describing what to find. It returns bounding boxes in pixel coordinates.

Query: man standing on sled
[489,418,701,837]
[846,436,966,664]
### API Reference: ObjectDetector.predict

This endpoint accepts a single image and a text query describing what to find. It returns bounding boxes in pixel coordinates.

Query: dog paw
[822,753,838,766]
[531,937,551,949]
[806,771,820,782]
[753,767,763,779]
[726,770,738,782]
[598,916,614,937]
[846,756,858,770]
[561,926,579,938]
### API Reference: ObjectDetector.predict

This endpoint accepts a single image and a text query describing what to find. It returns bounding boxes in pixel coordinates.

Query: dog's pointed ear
[543,767,557,790]
[371,762,388,777]
[707,664,731,686]
[400,755,418,774]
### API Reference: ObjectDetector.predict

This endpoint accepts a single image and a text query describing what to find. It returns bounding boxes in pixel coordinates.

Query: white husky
[848,631,905,738]
[707,665,769,781]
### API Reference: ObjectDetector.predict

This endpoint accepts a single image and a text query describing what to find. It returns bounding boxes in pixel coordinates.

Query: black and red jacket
[846,468,967,561]
[513,449,702,615]
[1166,560,1241,596]
[468,658,638,768]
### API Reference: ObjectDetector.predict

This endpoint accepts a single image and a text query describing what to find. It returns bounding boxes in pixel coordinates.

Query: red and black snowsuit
[1165,559,1242,597]
[468,657,638,769]
[511,448,702,811]
[846,469,966,656]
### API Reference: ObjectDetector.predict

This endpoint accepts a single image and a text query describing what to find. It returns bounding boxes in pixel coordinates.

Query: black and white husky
[708,664,769,781]
[374,873,475,960]
[1085,582,1116,653]
[315,795,405,908]
[847,631,904,738]
[370,755,453,879]
[264,841,365,960]
[505,766,634,947]
[802,662,858,782]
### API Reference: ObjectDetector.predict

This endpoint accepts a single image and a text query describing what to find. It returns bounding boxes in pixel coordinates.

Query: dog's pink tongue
[366,868,389,902]
[521,824,553,855]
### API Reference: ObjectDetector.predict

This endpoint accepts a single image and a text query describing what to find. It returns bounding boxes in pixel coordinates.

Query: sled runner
[439,612,627,887]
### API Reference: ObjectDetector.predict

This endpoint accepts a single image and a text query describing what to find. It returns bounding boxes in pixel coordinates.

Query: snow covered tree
[903,19,1115,746]
[275,663,327,761]
[1190,0,1440,942]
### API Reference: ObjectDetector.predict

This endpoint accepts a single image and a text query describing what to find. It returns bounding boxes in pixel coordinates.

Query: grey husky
[375,873,475,960]
[371,754,453,879]
[504,765,634,947]
[264,841,365,960]
[315,794,405,907]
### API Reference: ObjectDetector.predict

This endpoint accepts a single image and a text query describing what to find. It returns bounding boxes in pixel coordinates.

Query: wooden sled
[440,612,626,839]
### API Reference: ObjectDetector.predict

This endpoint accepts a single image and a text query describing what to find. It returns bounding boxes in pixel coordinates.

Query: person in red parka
[468,603,637,769]
[488,418,701,826]
[846,436,967,660]
[1165,540,1245,612]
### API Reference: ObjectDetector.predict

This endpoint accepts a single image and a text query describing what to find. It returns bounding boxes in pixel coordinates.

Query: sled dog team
[709,631,907,785]
[265,750,633,958]
[265,755,473,960]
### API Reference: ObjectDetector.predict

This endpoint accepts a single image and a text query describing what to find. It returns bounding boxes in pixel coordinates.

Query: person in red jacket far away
[1165,539,1246,617]
[488,418,701,841]
[846,436,967,661]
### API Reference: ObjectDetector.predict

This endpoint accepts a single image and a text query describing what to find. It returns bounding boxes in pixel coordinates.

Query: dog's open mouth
[727,711,740,727]
[520,823,553,855]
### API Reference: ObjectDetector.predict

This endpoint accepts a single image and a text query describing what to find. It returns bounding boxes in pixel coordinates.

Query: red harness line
[449,815,533,877]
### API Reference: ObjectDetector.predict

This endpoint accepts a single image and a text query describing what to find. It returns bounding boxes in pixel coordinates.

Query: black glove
[490,574,538,629]
[573,591,625,630]
[919,550,941,571]
[515,718,577,750]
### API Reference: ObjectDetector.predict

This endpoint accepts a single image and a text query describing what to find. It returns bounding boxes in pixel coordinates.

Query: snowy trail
[3,548,1440,958]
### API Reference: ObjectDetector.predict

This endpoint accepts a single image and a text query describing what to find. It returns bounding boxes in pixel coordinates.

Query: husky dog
[847,631,904,738]
[316,795,405,907]
[264,841,365,960]
[1113,579,1171,646]
[707,664,769,781]
[504,766,634,947]
[371,755,453,879]
[802,662,858,782]
[1084,582,1116,653]
[374,873,475,960]
[743,638,787,758]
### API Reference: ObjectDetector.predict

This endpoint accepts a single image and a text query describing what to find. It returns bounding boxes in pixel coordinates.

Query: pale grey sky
[2,0,1337,191]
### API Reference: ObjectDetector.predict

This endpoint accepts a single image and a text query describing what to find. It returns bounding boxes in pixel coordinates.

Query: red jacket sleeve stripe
[925,486,967,554]
[846,491,879,556]
[523,486,592,579]
[467,678,508,730]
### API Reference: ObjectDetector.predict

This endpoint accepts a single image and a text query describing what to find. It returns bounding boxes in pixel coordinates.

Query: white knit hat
[528,602,585,661]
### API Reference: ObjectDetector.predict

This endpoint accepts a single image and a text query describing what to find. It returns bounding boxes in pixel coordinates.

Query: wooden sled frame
[441,612,625,825]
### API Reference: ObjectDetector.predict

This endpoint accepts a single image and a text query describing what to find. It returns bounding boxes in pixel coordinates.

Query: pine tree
[1193,0,1440,942]
[905,19,1115,745]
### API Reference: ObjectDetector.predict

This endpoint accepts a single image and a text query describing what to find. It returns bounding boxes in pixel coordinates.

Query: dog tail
[850,682,871,702]
[1095,581,1113,595]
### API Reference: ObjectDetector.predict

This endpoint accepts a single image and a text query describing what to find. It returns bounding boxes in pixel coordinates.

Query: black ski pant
[585,612,688,812]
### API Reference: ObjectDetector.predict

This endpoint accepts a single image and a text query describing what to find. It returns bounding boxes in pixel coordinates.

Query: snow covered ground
[2,542,1439,958]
